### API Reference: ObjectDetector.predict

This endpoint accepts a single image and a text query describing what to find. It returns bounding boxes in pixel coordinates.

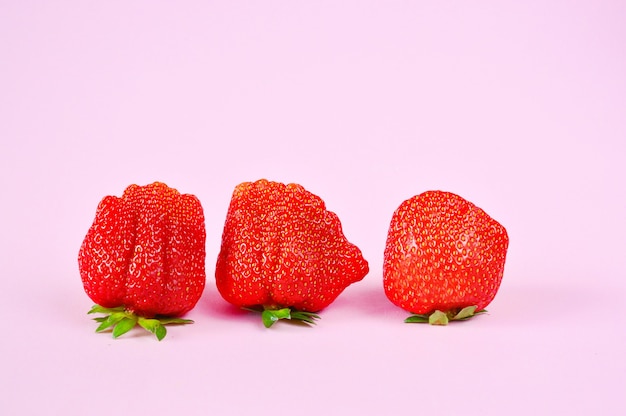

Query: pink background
[2,1,625,414]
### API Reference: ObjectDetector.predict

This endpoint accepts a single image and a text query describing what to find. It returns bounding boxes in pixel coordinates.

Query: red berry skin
[215,179,369,312]
[78,182,206,318]
[383,191,509,314]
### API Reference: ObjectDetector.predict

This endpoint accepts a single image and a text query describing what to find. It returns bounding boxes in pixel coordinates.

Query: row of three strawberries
[78,179,508,340]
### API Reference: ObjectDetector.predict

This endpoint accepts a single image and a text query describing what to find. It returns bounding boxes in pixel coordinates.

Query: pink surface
[1,1,625,415]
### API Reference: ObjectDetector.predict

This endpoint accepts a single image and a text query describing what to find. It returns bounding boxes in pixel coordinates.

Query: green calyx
[88,305,193,341]
[404,306,486,325]
[243,306,321,328]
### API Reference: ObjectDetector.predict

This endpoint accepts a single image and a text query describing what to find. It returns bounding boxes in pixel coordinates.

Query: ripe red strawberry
[78,182,206,340]
[215,179,369,327]
[383,191,508,325]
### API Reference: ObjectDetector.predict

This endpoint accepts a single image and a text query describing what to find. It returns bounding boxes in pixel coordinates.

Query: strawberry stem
[404,306,486,325]
[242,306,321,328]
[88,305,193,340]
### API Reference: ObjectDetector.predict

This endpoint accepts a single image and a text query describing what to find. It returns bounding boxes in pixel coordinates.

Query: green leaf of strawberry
[290,310,321,325]
[94,311,126,332]
[158,317,195,325]
[453,306,486,320]
[243,306,321,328]
[261,308,292,328]
[88,305,194,341]
[403,315,430,324]
[112,316,138,338]
[404,306,487,325]
[137,318,166,341]
[428,310,449,325]
[89,305,125,315]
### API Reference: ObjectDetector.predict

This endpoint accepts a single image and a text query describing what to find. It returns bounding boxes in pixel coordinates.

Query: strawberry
[215,179,369,327]
[383,191,508,325]
[78,182,206,340]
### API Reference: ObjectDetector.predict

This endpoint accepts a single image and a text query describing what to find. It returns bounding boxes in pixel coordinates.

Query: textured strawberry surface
[216,179,369,312]
[383,191,508,314]
[78,182,206,317]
